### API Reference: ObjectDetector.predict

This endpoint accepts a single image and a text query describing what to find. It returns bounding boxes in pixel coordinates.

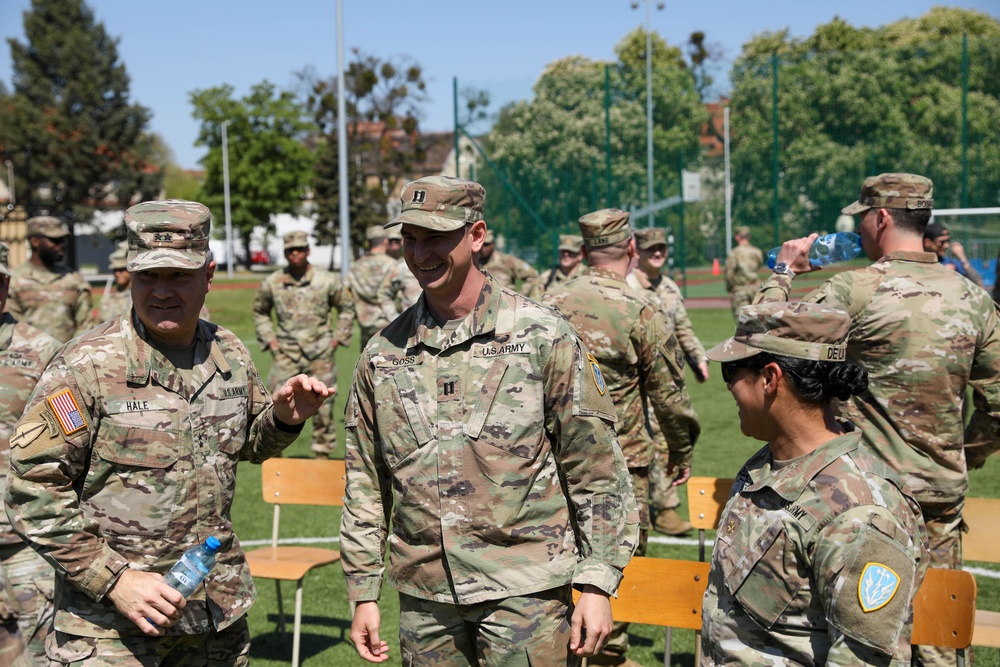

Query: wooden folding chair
[245,458,347,667]
[962,496,1000,648]
[577,557,710,667]
[686,477,734,562]
[911,568,977,667]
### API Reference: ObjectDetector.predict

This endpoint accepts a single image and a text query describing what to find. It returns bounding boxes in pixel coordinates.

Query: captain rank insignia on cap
[588,353,606,395]
[47,389,88,436]
[858,562,900,612]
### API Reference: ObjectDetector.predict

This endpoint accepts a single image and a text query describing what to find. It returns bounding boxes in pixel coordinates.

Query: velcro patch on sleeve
[46,389,88,436]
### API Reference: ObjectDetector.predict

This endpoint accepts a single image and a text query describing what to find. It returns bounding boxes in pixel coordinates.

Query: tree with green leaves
[0,0,163,231]
[301,50,428,256]
[727,7,1000,244]
[190,81,314,267]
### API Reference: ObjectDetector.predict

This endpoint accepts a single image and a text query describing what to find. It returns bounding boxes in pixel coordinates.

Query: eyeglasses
[721,360,758,383]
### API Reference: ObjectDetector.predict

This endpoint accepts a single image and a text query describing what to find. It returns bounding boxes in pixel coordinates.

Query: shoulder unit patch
[587,353,606,395]
[858,562,900,612]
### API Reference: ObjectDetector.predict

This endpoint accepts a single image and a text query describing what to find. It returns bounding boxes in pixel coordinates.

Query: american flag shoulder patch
[47,389,88,436]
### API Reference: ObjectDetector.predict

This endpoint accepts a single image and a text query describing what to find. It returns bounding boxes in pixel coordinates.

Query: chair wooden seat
[962,497,1000,651]
[244,458,347,667]
[974,609,1000,647]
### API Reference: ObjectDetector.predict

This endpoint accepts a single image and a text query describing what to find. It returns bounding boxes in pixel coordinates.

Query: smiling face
[131,261,215,346]
[637,243,668,275]
[401,221,485,303]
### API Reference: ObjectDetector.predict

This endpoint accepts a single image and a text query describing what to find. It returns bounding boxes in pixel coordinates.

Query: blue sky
[2,1,997,170]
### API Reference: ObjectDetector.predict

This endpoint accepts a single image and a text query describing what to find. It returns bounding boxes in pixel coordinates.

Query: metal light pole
[631,0,663,228]
[221,120,234,280]
[336,0,351,278]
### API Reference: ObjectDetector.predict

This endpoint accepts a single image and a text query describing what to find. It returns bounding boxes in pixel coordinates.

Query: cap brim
[127,249,206,272]
[386,210,467,231]
[705,338,763,363]
[40,230,70,239]
[841,201,869,216]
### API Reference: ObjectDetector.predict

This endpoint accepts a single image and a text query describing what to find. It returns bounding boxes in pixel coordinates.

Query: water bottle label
[181,553,210,574]
[173,570,198,589]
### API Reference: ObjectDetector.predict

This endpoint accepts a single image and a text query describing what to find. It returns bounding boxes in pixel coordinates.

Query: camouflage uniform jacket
[626,268,707,366]
[340,276,639,605]
[526,263,584,300]
[98,286,130,323]
[7,262,96,343]
[5,311,300,638]
[481,250,539,294]
[0,313,61,546]
[345,253,396,339]
[702,428,926,666]
[376,258,422,321]
[252,264,355,362]
[724,244,764,291]
[543,267,699,469]
[755,251,1000,505]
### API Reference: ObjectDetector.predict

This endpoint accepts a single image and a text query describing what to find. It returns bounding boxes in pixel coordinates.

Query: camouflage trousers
[0,543,54,666]
[267,349,338,455]
[0,554,30,667]
[729,286,757,319]
[912,500,964,667]
[44,616,250,667]
[397,587,581,667]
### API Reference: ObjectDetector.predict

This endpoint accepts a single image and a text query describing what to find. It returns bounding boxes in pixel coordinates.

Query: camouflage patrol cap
[484,230,496,245]
[26,216,69,239]
[385,226,402,241]
[841,173,933,215]
[578,208,632,248]
[734,226,751,237]
[634,227,667,250]
[108,248,128,271]
[558,234,584,252]
[706,301,851,363]
[0,242,10,278]
[283,230,310,250]
[387,175,485,231]
[125,199,211,271]
[365,225,387,242]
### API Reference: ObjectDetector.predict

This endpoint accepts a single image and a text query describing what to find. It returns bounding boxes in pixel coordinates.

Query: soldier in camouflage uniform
[724,226,763,319]
[478,229,539,295]
[761,173,1000,666]
[376,255,422,321]
[7,216,97,343]
[526,234,584,300]
[340,176,639,666]
[98,244,131,322]
[0,242,61,666]
[252,230,355,458]
[543,209,699,667]
[702,301,926,666]
[4,200,334,665]
[346,225,398,343]
[626,227,709,537]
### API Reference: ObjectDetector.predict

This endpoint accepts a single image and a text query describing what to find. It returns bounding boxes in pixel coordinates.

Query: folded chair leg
[292,578,305,667]
[664,627,672,667]
[275,579,286,635]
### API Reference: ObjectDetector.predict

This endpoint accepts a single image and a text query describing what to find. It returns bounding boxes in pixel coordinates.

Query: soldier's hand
[268,340,280,353]
[950,241,968,262]
[106,569,185,636]
[695,360,710,383]
[570,586,613,657]
[668,463,691,487]
[330,339,340,351]
[774,233,819,274]
[350,601,390,663]
[272,375,336,425]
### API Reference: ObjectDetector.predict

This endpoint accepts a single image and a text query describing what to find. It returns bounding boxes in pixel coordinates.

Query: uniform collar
[126,311,231,390]
[407,275,503,352]
[878,250,939,264]
[584,266,628,284]
[282,264,314,285]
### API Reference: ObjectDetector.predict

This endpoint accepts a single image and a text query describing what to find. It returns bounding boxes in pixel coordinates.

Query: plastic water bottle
[766,232,863,269]
[163,536,221,597]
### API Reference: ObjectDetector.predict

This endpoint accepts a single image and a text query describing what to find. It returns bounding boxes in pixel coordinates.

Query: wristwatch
[773,262,795,279]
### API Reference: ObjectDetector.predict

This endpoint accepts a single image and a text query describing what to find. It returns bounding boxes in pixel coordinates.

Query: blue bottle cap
[206,536,221,552]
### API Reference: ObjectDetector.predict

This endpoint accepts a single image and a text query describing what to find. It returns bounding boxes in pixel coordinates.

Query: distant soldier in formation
[0,242,60,666]
[724,226,763,319]
[478,229,539,294]
[527,234,584,300]
[376,255,422,321]
[346,225,397,343]
[627,227,709,536]
[253,230,355,458]
[544,208,699,667]
[341,176,638,665]
[98,244,131,322]
[762,173,1000,666]
[7,216,96,343]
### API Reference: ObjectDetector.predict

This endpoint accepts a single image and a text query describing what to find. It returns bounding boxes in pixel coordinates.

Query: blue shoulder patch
[858,562,900,612]
[587,353,606,395]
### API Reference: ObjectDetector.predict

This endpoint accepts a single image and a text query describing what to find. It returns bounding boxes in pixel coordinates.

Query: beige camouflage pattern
[388,176,485,231]
[97,287,130,323]
[725,244,764,318]
[26,216,69,239]
[376,258,422,321]
[841,172,934,216]
[5,312,300,638]
[708,301,851,363]
[340,276,639,605]
[7,262,96,343]
[526,263,584,300]
[577,209,632,248]
[345,252,396,343]
[702,429,926,666]
[480,249,539,294]
[754,251,1000,508]
[125,199,211,272]
[252,264,354,454]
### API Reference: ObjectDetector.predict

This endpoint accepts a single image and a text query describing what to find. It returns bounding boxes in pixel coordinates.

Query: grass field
[126,271,1000,667]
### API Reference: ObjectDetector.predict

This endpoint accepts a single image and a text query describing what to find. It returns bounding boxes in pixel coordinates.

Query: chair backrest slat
[911,568,977,650]
[962,497,1000,564]
[603,557,710,629]
[260,458,347,508]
